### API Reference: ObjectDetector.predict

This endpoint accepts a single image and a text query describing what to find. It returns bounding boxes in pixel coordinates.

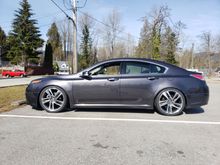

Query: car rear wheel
[155,88,185,116]
[39,86,67,113]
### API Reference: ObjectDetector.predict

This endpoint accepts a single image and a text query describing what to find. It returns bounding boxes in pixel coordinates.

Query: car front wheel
[155,88,185,116]
[39,86,67,113]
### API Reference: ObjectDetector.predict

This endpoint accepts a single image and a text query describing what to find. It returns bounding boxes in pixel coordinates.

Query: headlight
[31,79,42,84]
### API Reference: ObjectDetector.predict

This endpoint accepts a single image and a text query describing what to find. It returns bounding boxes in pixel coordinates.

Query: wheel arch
[153,87,188,108]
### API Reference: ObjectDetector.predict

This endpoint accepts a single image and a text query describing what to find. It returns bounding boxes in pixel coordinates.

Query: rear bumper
[186,93,209,108]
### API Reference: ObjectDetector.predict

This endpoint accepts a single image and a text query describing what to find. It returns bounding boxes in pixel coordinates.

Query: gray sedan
[26,58,209,116]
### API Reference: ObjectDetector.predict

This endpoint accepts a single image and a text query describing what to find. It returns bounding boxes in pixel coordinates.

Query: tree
[199,31,214,72]
[0,26,8,62]
[103,9,123,58]
[0,26,6,47]
[150,5,170,60]
[7,0,43,65]
[163,26,178,64]
[59,18,73,62]
[47,22,63,61]
[43,43,53,69]
[135,18,152,58]
[79,13,97,70]
[79,24,92,69]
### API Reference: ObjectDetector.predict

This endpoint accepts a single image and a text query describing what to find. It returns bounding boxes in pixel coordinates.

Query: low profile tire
[20,74,24,77]
[39,86,67,113]
[6,74,10,78]
[155,88,186,116]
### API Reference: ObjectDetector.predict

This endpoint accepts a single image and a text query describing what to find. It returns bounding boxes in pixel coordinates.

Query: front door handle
[147,77,158,80]
[107,78,119,82]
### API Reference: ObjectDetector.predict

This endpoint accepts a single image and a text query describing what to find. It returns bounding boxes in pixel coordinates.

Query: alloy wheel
[39,86,67,112]
[156,89,185,116]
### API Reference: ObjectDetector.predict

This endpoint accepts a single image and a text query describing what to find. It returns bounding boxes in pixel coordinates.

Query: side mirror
[81,71,91,78]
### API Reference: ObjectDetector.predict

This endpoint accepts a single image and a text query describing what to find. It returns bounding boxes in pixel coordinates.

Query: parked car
[2,69,27,78]
[26,58,209,116]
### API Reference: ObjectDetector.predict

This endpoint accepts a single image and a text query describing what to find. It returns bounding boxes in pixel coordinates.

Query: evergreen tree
[7,0,43,65]
[79,24,92,69]
[0,26,8,61]
[164,26,178,64]
[0,26,6,46]
[135,19,151,58]
[47,22,63,61]
[43,43,53,69]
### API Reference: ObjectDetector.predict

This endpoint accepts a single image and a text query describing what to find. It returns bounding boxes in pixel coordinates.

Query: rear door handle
[147,77,158,80]
[107,78,119,82]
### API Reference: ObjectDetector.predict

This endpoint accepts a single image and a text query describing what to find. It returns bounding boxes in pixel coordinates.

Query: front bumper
[25,84,40,108]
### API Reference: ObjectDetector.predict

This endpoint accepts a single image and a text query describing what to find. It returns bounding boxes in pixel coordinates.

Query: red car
[2,69,27,78]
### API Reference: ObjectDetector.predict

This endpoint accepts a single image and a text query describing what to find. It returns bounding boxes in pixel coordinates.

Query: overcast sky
[0,0,219,49]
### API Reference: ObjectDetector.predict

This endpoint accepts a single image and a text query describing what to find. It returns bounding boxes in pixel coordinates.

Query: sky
[0,0,220,49]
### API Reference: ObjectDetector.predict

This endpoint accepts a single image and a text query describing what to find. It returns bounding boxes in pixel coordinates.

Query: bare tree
[199,31,214,72]
[102,9,123,58]
[58,18,73,62]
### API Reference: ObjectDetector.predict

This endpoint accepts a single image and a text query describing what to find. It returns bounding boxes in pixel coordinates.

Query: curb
[11,100,27,106]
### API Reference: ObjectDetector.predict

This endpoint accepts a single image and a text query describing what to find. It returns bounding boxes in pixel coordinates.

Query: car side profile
[2,69,26,78]
[26,58,209,116]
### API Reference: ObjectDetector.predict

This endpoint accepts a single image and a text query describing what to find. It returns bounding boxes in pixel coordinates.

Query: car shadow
[184,107,205,114]
[62,108,155,114]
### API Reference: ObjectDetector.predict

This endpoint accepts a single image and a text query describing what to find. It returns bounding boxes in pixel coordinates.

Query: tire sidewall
[39,86,67,113]
[155,88,186,116]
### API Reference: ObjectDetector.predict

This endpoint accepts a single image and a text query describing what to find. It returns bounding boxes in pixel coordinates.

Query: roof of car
[99,58,176,67]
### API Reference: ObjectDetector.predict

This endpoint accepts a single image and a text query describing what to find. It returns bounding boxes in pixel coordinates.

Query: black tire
[39,86,67,113]
[6,74,10,78]
[20,74,24,77]
[155,88,186,116]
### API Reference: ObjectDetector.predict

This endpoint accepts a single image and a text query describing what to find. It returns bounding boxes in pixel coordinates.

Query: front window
[90,62,121,76]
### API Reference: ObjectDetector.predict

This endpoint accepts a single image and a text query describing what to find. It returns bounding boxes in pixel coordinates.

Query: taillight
[190,74,204,81]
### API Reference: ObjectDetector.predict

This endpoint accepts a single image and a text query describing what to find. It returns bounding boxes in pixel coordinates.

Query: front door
[72,62,122,105]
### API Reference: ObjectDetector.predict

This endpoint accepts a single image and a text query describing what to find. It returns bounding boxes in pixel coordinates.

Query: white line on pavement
[0,114,220,125]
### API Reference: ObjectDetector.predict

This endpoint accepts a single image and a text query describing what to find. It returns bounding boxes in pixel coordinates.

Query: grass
[0,85,27,113]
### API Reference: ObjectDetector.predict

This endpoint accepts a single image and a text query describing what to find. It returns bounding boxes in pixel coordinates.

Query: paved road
[0,82,220,165]
[0,76,44,87]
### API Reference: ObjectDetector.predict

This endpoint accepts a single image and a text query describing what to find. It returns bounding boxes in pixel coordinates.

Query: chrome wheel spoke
[54,101,63,107]
[166,104,172,113]
[159,100,168,107]
[48,101,52,110]
[172,102,182,108]
[42,98,50,104]
[55,91,62,99]
[48,89,54,96]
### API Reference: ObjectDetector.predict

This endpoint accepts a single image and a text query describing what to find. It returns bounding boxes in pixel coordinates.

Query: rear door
[120,61,166,107]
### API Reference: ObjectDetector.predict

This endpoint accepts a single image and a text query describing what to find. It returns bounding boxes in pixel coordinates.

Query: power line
[78,10,139,41]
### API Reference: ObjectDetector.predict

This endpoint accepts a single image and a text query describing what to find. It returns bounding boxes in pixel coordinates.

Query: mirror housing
[80,71,91,78]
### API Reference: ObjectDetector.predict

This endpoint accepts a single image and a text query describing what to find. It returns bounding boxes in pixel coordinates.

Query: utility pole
[191,43,194,69]
[72,0,77,73]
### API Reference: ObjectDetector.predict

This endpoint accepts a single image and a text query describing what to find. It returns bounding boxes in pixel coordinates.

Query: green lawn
[0,85,27,113]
